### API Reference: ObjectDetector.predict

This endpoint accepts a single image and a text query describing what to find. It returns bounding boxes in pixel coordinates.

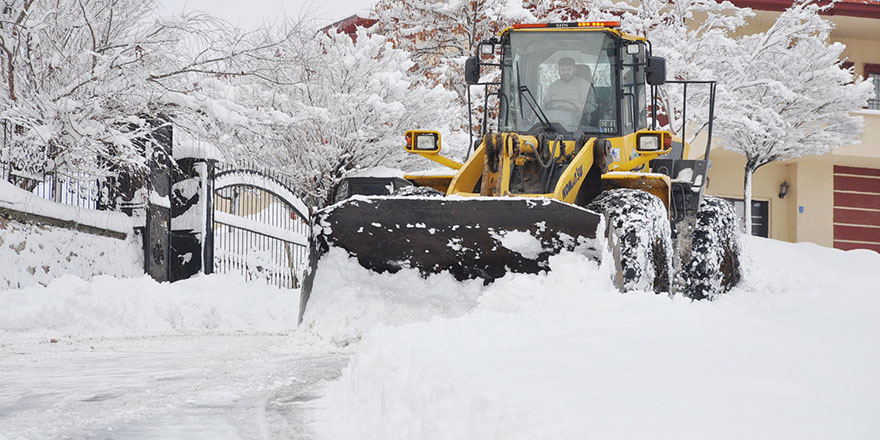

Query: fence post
[170,155,217,281]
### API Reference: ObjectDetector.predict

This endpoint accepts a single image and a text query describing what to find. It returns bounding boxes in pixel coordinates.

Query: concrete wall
[792,159,833,247]
[838,37,880,79]
[835,111,880,159]
[0,217,143,290]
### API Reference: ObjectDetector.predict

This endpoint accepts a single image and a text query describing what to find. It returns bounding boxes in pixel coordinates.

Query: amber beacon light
[512,21,621,29]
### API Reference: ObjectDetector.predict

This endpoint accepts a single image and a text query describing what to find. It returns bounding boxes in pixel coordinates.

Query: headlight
[637,134,661,151]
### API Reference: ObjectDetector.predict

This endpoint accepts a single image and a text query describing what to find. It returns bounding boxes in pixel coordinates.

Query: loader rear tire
[588,189,673,294]
[683,196,742,300]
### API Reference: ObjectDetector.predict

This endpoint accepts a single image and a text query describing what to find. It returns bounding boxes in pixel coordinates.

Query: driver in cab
[543,57,595,129]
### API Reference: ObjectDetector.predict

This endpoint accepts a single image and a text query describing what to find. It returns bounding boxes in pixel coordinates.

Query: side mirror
[635,131,671,153]
[405,130,441,154]
[646,56,666,85]
[465,56,480,85]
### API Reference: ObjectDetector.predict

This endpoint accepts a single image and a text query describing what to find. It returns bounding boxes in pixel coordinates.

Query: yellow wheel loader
[299,21,741,323]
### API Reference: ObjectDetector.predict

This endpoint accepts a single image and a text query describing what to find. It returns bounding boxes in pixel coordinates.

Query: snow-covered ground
[0,335,345,439]
[1,236,879,439]
[309,236,880,439]
[0,275,342,439]
[0,274,299,341]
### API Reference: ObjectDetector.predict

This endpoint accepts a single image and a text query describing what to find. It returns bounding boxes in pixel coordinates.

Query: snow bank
[317,237,880,439]
[0,180,134,235]
[0,219,142,290]
[0,274,300,340]
[295,248,484,351]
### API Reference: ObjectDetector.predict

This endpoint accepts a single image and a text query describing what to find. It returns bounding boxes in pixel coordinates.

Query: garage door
[833,165,880,253]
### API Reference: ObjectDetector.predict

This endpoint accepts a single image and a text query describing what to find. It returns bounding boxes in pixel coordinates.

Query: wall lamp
[778,180,789,199]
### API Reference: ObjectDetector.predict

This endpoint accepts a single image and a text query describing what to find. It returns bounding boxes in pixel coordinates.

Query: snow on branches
[712,0,873,231]
[0,0,301,179]
[716,1,873,169]
[242,29,459,208]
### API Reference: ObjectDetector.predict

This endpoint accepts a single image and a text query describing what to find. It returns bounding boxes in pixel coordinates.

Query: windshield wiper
[519,85,551,129]
[514,61,551,130]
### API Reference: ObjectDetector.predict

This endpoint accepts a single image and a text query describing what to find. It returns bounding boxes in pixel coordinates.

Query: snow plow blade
[298,196,603,323]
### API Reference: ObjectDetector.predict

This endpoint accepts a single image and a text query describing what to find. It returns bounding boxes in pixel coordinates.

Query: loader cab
[494,23,649,139]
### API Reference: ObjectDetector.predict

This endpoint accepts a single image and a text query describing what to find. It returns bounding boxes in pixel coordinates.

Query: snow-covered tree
[712,1,873,232]
[0,0,164,177]
[373,0,536,102]
[0,1,455,208]
[243,29,459,208]
[0,0,301,180]
[597,0,753,142]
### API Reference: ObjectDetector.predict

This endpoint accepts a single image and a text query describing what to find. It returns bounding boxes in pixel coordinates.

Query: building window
[722,198,769,238]
[866,63,880,110]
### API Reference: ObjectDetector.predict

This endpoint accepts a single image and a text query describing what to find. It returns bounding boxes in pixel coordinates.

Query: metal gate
[213,164,309,288]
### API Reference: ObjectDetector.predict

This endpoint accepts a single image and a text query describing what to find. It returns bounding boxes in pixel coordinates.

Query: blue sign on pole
[798,206,805,214]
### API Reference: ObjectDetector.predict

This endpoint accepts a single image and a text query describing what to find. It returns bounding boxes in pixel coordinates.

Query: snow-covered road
[0,335,346,439]
[0,274,347,439]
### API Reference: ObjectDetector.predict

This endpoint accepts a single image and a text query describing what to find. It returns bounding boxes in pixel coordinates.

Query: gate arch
[213,166,309,289]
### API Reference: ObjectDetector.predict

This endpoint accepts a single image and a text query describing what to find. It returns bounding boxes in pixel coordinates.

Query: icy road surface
[0,274,346,439]
[0,335,346,439]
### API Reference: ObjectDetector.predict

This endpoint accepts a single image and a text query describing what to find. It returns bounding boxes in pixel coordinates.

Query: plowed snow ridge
[311,237,880,440]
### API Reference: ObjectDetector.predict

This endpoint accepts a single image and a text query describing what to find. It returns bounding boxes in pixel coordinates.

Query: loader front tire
[682,196,742,300]
[588,189,673,294]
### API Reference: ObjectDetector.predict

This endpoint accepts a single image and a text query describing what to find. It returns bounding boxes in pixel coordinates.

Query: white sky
[158,0,374,29]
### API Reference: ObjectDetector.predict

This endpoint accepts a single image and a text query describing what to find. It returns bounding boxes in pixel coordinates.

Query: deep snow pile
[295,248,484,351]
[0,274,299,340]
[311,238,880,439]
[0,218,142,290]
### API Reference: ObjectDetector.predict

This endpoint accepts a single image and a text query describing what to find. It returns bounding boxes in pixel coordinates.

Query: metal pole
[467,84,474,159]
[651,85,657,130]
[681,82,687,147]
[704,82,716,161]
[482,86,489,139]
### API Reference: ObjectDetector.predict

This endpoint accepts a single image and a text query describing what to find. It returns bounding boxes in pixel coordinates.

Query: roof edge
[729,0,880,19]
